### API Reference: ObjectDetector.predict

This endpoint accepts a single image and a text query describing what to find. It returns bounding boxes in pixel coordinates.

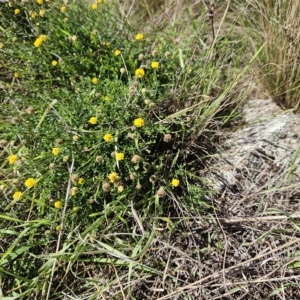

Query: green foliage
[0,0,249,298]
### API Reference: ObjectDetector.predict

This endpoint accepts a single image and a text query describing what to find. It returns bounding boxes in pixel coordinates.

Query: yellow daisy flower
[108,172,119,183]
[116,152,124,161]
[135,33,144,40]
[103,133,113,142]
[133,118,144,127]
[171,178,180,187]
[135,68,145,78]
[89,117,97,124]
[25,178,36,188]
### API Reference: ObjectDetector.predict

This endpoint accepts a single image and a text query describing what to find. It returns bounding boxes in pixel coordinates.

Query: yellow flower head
[52,147,60,156]
[104,96,110,101]
[151,61,159,69]
[114,49,121,56]
[108,172,119,183]
[116,152,124,161]
[13,191,22,200]
[89,116,97,125]
[91,3,97,9]
[39,9,45,16]
[78,178,85,185]
[34,35,47,47]
[8,155,18,165]
[103,133,113,142]
[30,12,37,19]
[117,186,124,193]
[72,206,79,212]
[171,178,180,187]
[133,118,144,127]
[61,5,66,12]
[71,187,78,196]
[25,178,36,188]
[14,9,20,15]
[56,225,61,231]
[36,0,43,4]
[135,33,144,40]
[92,77,98,84]
[97,0,103,2]
[54,201,62,209]
[51,60,58,66]
[135,68,145,78]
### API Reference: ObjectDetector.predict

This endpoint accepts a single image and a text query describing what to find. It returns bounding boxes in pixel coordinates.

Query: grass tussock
[238,0,300,111]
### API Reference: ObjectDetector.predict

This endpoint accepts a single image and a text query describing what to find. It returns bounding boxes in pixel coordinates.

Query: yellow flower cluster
[89,117,97,124]
[25,178,36,188]
[54,201,62,209]
[78,178,85,184]
[8,154,17,165]
[135,33,144,40]
[34,35,47,47]
[116,152,124,161]
[171,178,180,187]
[133,118,144,127]
[13,191,22,200]
[108,172,119,183]
[114,49,121,56]
[151,61,159,69]
[103,133,113,142]
[52,147,60,156]
[135,68,145,78]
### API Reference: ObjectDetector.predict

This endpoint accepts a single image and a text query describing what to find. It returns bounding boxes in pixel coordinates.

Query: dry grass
[237,0,300,112]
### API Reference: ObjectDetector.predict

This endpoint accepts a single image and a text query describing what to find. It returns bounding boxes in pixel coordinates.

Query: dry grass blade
[157,238,300,299]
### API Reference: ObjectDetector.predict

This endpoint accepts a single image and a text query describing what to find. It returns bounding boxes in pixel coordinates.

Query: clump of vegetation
[0,0,259,299]
[238,0,300,111]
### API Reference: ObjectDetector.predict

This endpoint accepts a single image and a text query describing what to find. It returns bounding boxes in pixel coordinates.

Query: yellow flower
[97,0,102,2]
[108,172,119,183]
[72,207,79,212]
[135,33,144,40]
[103,133,113,142]
[114,49,121,56]
[30,11,37,19]
[89,116,97,124]
[91,3,97,9]
[40,35,47,41]
[14,72,19,78]
[39,10,45,16]
[116,152,124,161]
[34,35,47,47]
[71,187,78,196]
[54,201,62,209]
[133,118,144,127]
[92,77,98,84]
[56,225,61,231]
[51,60,58,66]
[36,0,43,4]
[171,178,180,187]
[78,178,85,185]
[117,186,124,193]
[104,96,110,101]
[61,5,66,12]
[8,154,18,165]
[14,9,20,15]
[151,61,159,69]
[135,68,145,78]
[25,178,36,188]
[52,147,60,156]
[13,191,22,200]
